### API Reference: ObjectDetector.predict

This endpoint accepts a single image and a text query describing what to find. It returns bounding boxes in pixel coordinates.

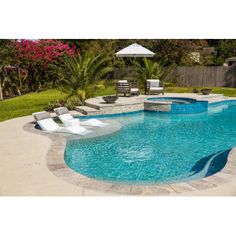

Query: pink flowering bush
[16,39,76,68]
[15,39,76,90]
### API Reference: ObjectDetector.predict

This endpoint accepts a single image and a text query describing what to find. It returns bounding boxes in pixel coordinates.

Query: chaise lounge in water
[54,107,108,127]
[33,111,92,135]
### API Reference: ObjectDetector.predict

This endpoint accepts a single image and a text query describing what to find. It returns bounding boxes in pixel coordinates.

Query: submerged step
[75,106,101,115]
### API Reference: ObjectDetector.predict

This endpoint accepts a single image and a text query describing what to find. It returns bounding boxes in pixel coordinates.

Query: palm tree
[50,54,114,103]
[134,57,175,84]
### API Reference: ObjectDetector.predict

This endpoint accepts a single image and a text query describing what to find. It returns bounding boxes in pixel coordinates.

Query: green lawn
[0,86,116,122]
[1,86,236,122]
[165,87,236,96]
[0,89,67,122]
[137,86,236,96]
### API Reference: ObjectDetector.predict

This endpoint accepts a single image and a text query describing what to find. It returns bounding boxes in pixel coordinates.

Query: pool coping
[24,116,236,196]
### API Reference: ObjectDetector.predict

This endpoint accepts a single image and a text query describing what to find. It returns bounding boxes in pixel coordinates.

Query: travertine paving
[85,93,229,108]
[83,93,230,115]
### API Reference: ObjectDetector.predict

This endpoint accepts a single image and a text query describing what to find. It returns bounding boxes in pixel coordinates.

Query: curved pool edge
[24,120,236,196]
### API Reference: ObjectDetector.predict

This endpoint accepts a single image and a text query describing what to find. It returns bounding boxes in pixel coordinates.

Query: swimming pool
[64,100,236,185]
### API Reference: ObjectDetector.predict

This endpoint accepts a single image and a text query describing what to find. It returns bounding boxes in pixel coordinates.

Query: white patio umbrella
[115,43,155,57]
[115,43,155,95]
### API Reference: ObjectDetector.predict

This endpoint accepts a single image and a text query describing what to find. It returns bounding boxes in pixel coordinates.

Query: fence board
[175,66,233,87]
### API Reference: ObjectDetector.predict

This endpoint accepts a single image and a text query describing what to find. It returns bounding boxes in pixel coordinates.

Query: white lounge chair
[145,79,164,95]
[33,111,92,135]
[54,107,108,127]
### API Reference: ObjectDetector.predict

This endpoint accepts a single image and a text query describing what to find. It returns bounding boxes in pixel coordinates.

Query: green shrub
[65,97,82,110]
[192,87,201,93]
[44,97,82,111]
[164,82,175,87]
[201,87,212,90]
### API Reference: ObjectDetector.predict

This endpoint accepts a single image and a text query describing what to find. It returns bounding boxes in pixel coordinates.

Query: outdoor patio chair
[145,79,164,95]
[54,107,108,127]
[130,81,140,96]
[116,80,140,97]
[33,111,92,135]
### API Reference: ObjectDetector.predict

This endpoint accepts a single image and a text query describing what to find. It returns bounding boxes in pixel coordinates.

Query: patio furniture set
[116,79,164,97]
[103,79,164,104]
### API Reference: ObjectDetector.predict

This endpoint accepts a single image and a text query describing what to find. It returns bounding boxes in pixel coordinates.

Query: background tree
[2,39,236,101]
[208,39,236,65]
[0,40,17,100]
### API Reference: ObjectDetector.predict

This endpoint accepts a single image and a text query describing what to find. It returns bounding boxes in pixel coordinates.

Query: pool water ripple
[65,100,236,184]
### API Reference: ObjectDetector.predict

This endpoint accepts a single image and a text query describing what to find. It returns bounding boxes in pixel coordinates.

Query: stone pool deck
[76,93,229,115]
[1,93,236,196]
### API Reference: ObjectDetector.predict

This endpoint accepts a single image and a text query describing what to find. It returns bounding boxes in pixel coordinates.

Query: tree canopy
[1,39,236,101]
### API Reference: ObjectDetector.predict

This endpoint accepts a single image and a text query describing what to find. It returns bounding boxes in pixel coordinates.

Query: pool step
[75,106,101,115]
[70,110,85,116]
[85,101,101,110]
[195,94,228,103]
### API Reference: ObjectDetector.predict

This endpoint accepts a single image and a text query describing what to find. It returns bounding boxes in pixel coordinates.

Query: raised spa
[144,97,208,114]
[147,97,197,104]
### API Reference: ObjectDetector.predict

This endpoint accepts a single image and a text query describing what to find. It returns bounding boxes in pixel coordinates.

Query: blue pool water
[65,100,236,185]
[147,97,197,104]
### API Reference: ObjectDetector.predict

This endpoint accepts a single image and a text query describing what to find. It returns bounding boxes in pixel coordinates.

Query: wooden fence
[114,66,236,88]
[174,66,236,87]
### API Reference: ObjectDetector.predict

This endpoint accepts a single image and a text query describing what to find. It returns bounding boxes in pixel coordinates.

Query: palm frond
[49,53,114,103]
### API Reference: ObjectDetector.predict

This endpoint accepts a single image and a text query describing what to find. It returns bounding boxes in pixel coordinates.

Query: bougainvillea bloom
[16,39,76,68]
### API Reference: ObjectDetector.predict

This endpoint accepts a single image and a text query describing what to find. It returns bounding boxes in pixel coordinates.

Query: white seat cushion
[59,113,74,122]
[150,87,164,91]
[37,117,92,135]
[130,88,139,92]
[37,118,60,131]
[118,80,128,83]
